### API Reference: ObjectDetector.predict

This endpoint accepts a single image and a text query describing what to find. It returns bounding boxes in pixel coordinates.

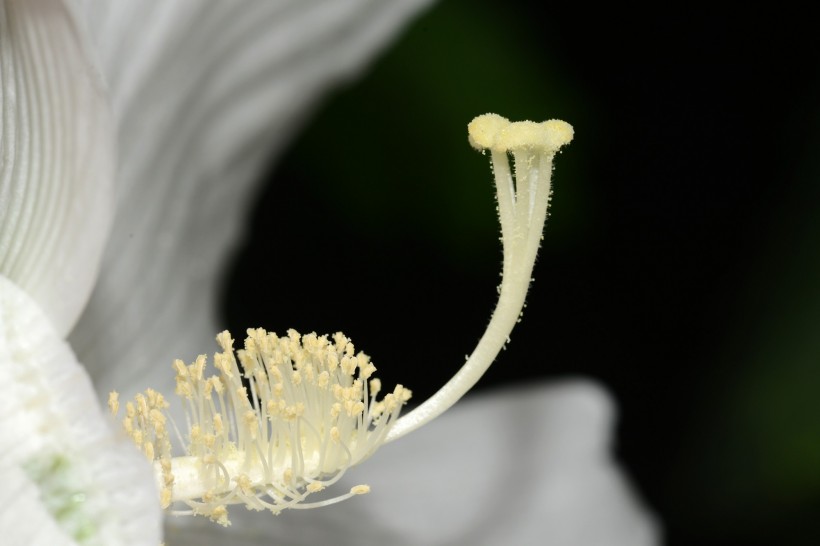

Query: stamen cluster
[111,329,411,525]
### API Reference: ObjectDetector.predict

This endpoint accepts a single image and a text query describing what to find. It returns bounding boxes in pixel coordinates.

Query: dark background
[225,4,820,545]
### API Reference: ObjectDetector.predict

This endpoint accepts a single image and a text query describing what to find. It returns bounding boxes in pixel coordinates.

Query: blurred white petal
[0,275,162,545]
[0,3,157,542]
[0,0,113,336]
[162,381,660,546]
[0,465,75,546]
[69,0,436,402]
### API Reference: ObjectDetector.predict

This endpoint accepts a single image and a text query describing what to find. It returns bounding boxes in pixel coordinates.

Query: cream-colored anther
[108,391,119,416]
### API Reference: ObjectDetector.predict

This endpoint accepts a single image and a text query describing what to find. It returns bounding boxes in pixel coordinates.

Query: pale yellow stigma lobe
[112,329,411,525]
[468,113,573,153]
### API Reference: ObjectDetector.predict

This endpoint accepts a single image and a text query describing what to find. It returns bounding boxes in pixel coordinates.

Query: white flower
[0,1,660,545]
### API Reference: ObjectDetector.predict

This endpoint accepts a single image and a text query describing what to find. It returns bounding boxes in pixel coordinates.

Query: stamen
[112,329,410,525]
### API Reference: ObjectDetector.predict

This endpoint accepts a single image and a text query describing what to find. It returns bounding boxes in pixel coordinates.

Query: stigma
[110,328,410,526]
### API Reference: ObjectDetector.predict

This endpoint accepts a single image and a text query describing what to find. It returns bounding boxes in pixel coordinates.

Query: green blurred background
[225,3,820,545]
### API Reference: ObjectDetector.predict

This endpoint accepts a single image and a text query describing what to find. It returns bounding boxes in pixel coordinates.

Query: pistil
[385,115,573,442]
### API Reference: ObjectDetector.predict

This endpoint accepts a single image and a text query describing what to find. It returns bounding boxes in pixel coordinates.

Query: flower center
[111,114,572,526]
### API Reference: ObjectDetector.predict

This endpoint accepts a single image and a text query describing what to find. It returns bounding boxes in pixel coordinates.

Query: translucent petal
[69,0,436,402]
[0,0,114,336]
[162,381,661,546]
[0,274,161,545]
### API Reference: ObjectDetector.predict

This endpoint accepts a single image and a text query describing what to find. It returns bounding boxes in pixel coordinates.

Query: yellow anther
[326,351,339,372]
[108,391,119,416]
[175,379,193,399]
[192,355,207,380]
[149,408,166,429]
[210,376,224,394]
[144,441,155,460]
[210,506,230,527]
[236,386,250,405]
[340,356,357,376]
[160,488,172,509]
[136,393,148,417]
[190,425,202,444]
[236,474,253,494]
[360,363,377,379]
[173,359,187,377]
[306,482,325,493]
[216,331,235,351]
[243,410,258,438]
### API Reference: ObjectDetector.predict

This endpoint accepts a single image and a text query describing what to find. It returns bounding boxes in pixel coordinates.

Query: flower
[0,1,659,545]
[111,114,576,526]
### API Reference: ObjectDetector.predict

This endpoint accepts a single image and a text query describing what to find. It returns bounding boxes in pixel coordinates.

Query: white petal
[0,465,75,546]
[0,275,162,545]
[163,381,661,546]
[70,0,436,402]
[0,0,114,336]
